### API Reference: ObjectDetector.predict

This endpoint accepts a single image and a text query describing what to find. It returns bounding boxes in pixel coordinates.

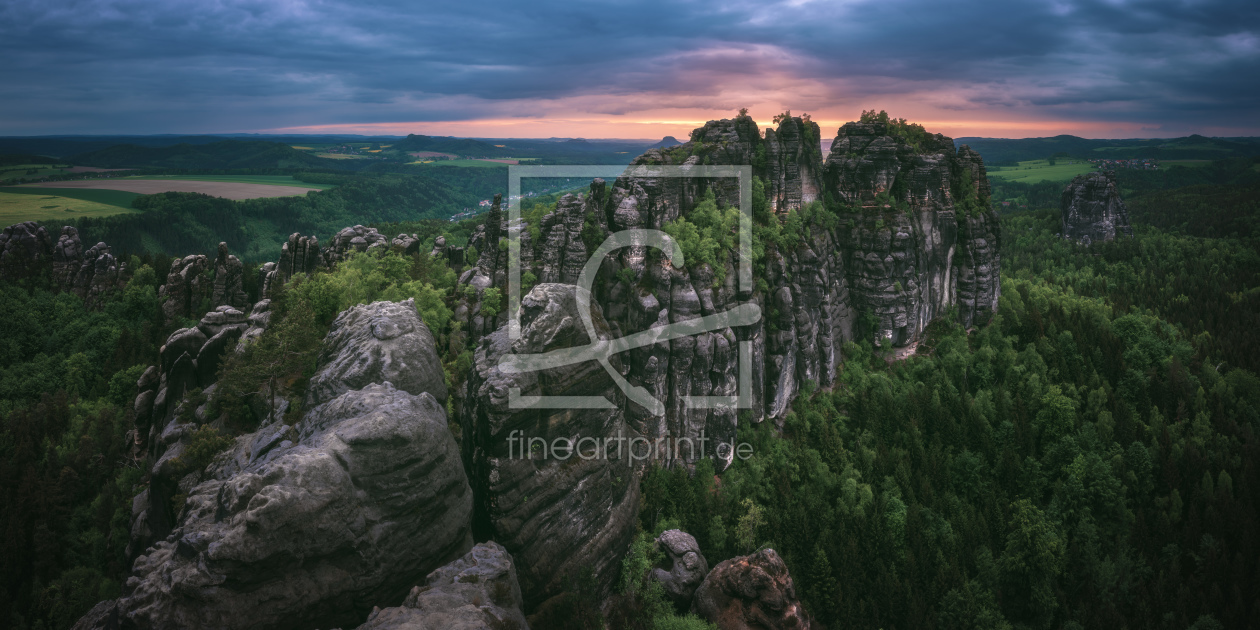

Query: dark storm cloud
[0,0,1256,134]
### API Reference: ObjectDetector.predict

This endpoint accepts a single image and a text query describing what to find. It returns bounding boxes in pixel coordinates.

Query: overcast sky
[1,0,1257,138]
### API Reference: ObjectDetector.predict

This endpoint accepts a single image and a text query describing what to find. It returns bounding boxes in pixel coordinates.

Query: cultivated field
[0,186,139,208]
[17,177,326,200]
[987,159,1097,183]
[127,175,336,189]
[0,191,137,223]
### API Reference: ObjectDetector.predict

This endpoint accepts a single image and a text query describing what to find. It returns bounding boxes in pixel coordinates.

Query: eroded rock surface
[691,549,812,630]
[96,300,472,630]
[1061,170,1133,244]
[462,283,640,608]
[356,541,529,630]
[453,114,1001,443]
[304,299,448,408]
[650,529,710,610]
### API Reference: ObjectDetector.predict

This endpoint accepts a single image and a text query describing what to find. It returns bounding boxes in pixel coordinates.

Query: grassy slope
[0,191,137,223]
[987,158,1096,183]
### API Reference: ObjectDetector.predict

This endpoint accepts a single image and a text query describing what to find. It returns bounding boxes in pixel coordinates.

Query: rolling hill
[68,140,342,170]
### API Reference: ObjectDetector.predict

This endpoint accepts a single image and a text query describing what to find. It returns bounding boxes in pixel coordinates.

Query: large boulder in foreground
[651,529,710,610]
[88,300,472,630]
[305,298,448,408]
[356,541,530,630]
[692,549,812,630]
[462,283,641,608]
[1061,170,1133,245]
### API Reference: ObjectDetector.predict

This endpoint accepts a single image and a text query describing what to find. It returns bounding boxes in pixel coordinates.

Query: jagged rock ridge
[451,113,1002,613]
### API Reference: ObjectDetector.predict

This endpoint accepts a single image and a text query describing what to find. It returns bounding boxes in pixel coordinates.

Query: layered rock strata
[101,300,472,630]
[450,115,1002,609]
[461,283,641,608]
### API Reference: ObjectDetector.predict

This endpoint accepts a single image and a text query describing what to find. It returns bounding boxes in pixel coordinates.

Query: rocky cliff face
[449,114,1002,614]
[1061,170,1133,244]
[260,233,322,298]
[454,114,1000,431]
[158,242,252,323]
[461,283,640,608]
[105,300,472,630]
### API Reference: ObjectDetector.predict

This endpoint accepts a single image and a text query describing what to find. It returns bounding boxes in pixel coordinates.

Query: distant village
[1089,157,1160,170]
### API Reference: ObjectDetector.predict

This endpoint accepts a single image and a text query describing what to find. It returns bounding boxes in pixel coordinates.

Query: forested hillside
[68,140,339,170]
[959,135,1260,164]
[65,173,480,261]
[637,211,1260,630]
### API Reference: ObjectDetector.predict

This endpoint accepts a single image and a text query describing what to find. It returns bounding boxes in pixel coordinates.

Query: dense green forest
[2,152,1259,629]
[633,210,1260,629]
[959,135,1260,165]
[69,140,339,170]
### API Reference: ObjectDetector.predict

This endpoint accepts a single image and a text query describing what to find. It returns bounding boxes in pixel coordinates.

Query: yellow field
[0,191,136,223]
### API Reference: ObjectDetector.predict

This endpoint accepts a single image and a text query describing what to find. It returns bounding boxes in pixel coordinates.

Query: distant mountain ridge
[956,133,1260,163]
[69,140,337,170]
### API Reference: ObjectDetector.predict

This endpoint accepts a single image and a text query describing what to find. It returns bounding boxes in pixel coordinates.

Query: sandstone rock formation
[159,254,212,322]
[98,300,472,630]
[691,549,812,630]
[304,299,448,409]
[211,241,249,309]
[650,529,710,610]
[461,283,640,608]
[126,305,251,559]
[390,232,421,255]
[0,221,54,270]
[454,113,1001,445]
[0,223,123,307]
[355,541,530,630]
[325,225,389,263]
[1061,170,1133,244]
[260,232,322,298]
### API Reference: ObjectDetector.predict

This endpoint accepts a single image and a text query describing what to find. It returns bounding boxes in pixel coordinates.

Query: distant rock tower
[1061,171,1133,244]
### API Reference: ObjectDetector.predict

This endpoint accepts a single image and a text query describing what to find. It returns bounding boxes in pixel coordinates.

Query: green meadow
[986,158,1097,183]
[0,190,138,223]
